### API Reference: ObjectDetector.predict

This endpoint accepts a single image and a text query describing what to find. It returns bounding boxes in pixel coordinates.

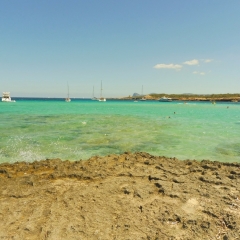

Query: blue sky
[1,0,240,97]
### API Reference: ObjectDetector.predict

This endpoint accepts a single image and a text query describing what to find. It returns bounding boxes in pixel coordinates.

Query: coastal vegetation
[126,93,240,101]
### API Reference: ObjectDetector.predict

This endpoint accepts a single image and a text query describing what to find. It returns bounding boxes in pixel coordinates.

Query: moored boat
[158,96,172,102]
[2,92,16,102]
[98,81,106,102]
[139,85,146,101]
[65,83,71,102]
[91,86,98,100]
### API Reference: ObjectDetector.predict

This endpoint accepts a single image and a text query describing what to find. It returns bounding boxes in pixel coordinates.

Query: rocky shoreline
[0,152,239,239]
[120,96,240,102]
[119,94,240,102]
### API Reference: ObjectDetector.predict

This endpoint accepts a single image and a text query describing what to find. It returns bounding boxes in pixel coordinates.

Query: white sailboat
[65,83,71,102]
[98,81,106,102]
[139,85,146,101]
[91,86,98,100]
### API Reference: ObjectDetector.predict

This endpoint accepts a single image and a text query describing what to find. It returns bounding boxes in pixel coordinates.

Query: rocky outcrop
[0,152,239,239]
[132,93,140,97]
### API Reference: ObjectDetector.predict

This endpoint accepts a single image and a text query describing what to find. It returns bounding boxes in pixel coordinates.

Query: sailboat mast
[65,82,71,102]
[98,81,106,101]
[67,82,70,98]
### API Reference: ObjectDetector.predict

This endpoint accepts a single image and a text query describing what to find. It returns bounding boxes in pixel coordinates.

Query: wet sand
[0,152,239,239]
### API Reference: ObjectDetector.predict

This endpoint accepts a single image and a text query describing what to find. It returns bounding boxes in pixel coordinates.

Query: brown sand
[0,152,239,240]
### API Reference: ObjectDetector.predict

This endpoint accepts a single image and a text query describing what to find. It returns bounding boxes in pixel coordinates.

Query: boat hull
[2,99,16,102]
[158,97,172,102]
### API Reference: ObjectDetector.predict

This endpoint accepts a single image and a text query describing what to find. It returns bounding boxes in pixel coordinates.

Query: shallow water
[0,99,239,163]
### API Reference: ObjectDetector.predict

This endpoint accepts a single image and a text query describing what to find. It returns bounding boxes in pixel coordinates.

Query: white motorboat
[2,92,16,102]
[158,96,172,102]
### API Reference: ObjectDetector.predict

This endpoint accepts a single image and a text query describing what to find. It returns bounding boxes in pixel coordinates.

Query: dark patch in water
[215,143,240,157]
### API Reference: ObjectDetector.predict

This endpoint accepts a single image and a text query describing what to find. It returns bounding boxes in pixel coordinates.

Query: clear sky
[1,0,240,98]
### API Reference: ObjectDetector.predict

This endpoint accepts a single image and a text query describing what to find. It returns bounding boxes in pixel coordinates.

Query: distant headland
[120,93,240,102]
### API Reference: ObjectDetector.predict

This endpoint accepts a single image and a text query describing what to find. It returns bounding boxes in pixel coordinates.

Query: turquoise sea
[0,98,240,163]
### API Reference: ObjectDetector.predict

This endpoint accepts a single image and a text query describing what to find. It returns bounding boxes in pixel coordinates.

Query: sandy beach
[0,152,239,239]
